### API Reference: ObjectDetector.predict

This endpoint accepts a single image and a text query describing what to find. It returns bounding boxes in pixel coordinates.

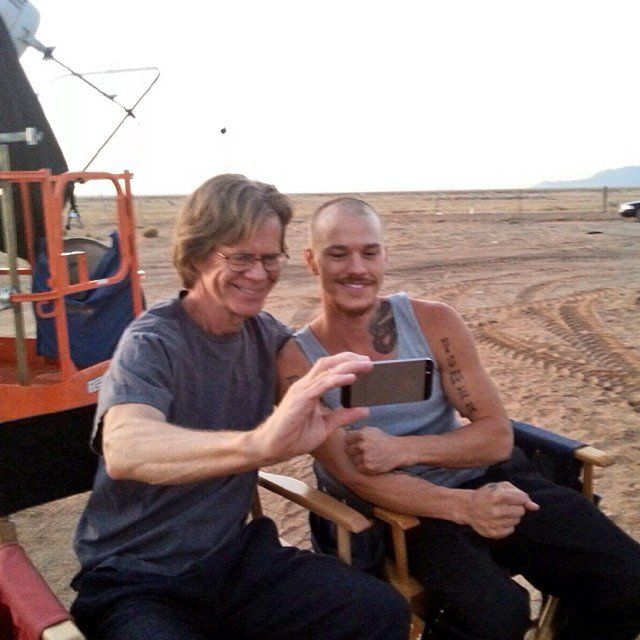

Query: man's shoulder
[250,311,292,346]
[119,297,187,349]
[277,335,307,366]
[254,309,289,331]
[400,296,458,324]
[401,297,466,345]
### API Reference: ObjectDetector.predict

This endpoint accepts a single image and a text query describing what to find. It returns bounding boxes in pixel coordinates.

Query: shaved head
[309,197,382,249]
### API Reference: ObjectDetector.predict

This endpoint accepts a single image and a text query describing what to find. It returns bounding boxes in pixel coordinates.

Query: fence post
[602,186,608,214]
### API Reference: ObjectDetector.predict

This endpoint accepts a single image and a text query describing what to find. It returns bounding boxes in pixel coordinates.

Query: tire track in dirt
[474,287,640,411]
[401,272,522,306]
[514,276,588,306]
[387,248,632,277]
[524,299,637,374]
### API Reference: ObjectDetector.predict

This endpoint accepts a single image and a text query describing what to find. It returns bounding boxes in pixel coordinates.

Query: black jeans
[72,517,410,640]
[407,451,640,640]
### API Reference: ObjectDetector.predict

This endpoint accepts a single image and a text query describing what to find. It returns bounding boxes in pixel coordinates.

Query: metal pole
[0,145,29,384]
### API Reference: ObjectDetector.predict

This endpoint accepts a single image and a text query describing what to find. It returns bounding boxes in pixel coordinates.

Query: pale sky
[18,0,640,195]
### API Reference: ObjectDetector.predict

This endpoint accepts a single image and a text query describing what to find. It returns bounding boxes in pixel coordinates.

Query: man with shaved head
[278,197,640,640]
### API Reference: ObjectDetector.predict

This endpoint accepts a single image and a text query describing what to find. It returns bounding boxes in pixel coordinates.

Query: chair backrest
[511,420,584,492]
[0,542,73,638]
[0,405,98,517]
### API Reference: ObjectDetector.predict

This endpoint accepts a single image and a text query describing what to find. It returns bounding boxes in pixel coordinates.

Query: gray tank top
[295,292,486,487]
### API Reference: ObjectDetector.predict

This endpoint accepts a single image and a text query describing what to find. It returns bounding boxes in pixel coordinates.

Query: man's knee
[474,598,531,640]
[375,586,411,640]
[441,586,531,640]
[77,595,209,640]
[349,577,411,640]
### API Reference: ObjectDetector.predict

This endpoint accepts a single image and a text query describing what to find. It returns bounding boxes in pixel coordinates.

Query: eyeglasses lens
[228,254,287,272]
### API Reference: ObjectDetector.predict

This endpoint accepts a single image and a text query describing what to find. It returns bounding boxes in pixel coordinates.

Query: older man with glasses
[70,175,410,640]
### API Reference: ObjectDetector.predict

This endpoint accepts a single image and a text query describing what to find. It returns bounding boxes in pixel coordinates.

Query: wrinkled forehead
[311,204,383,249]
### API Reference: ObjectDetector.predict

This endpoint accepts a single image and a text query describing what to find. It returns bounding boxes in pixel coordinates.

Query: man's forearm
[316,433,474,524]
[104,405,267,484]
[398,416,513,468]
[347,470,474,523]
[104,351,372,486]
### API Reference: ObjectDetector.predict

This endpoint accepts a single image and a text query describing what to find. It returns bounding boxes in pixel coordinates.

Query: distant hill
[534,166,640,189]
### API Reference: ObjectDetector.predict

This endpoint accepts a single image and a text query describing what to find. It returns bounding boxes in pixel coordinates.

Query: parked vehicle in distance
[618,201,640,220]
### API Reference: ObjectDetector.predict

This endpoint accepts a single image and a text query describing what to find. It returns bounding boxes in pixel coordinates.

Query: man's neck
[311,297,398,359]
[181,291,242,336]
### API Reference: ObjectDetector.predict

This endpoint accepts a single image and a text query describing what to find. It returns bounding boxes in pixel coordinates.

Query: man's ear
[304,248,319,275]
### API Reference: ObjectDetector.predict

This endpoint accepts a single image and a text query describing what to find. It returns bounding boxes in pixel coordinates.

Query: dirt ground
[6,189,640,608]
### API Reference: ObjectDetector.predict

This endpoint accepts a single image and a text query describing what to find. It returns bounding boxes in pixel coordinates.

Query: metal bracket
[0,128,43,145]
[0,286,15,311]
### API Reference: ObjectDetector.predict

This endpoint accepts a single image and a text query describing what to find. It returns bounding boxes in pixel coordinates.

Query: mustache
[337,278,377,285]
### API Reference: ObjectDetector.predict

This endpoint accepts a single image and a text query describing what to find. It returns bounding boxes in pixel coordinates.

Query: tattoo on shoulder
[368,300,397,354]
[440,336,477,419]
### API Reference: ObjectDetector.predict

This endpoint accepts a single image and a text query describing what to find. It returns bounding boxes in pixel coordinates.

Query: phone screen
[341,358,433,408]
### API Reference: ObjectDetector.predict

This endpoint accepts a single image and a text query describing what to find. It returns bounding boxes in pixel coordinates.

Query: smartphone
[341,358,434,408]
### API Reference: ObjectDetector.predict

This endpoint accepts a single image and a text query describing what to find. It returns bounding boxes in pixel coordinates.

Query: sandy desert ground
[4,188,640,609]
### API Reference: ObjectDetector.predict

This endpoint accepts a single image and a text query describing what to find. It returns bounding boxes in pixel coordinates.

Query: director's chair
[312,420,614,640]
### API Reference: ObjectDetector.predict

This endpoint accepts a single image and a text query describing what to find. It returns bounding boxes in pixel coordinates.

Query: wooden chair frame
[256,471,423,640]
[364,423,615,640]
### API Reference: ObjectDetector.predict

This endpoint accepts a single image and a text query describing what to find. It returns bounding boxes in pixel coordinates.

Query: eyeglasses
[215,251,289,273]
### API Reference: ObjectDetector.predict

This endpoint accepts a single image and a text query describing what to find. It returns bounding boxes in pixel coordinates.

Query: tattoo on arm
[368,300,398,354]
[440,336,478,419]
[464,402,478,418]
[457,386,471,400]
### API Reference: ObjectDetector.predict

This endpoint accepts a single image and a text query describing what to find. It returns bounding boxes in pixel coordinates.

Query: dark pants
[72,517,410,640]
[407,451,640,640]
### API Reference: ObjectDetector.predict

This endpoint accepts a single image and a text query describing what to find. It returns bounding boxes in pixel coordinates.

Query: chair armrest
[371,508,423,613]
[0,542,85,640]
[574,445,614,468]
[258,471,371,534]
[372,506,420,531]
[512,420,614,500]
[42,619,86,640]
[372,507,419,588]
[512,420,585,457]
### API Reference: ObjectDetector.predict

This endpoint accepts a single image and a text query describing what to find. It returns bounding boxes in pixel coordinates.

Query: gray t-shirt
[74,295,291,576]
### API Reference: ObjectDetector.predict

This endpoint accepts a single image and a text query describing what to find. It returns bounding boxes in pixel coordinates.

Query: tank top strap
[294,324,329,363]
[389,292,436,361]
